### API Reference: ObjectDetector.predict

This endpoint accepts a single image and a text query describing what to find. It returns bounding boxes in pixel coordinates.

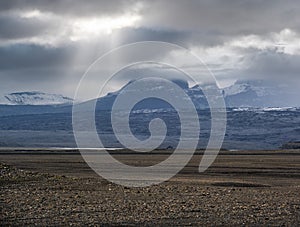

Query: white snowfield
[223,81,271,97]
[3,91,73,105]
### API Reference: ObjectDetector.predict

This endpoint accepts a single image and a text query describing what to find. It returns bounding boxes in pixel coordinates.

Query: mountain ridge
[1,79,298,108]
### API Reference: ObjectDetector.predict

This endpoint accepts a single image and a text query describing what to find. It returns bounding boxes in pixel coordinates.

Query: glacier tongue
[4,91,73,105]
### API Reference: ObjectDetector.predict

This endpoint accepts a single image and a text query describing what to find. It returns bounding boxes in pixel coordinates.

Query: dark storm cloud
[140,0,300,35]
[0,0,139,17]
[0,67,69,83]
[1,0,300,46]
[116,28,227,47]
[0,14,54,40]
[0,44,77,70]
[116,28,189,45]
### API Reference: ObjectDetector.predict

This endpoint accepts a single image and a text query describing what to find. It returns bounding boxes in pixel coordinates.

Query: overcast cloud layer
[0,0,299,100]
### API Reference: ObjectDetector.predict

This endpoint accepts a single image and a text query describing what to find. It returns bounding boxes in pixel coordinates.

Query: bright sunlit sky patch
[0,0,300,99]
[71,14,141,40]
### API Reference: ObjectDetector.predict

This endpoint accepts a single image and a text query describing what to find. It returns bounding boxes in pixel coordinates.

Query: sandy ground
[1,149,300,226]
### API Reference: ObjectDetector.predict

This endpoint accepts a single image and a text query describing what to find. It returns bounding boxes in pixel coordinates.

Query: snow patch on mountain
[223,80,271,97]
[4,91,73,105]
[222,80,299,107]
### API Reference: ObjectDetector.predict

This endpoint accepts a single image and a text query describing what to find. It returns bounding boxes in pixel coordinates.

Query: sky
[0,0,300,100]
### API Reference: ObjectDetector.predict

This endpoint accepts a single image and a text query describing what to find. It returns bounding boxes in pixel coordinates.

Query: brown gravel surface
[1,151,300,226]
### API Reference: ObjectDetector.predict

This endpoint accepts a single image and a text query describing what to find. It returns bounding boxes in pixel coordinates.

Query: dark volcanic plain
[1,149,300,226]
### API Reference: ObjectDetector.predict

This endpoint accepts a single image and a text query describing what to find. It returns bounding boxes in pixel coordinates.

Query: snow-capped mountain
[1,79,298,108]
[94,78,299,110]
[4,91,73,105]
[223,80,299,107]
[223,80,268,97]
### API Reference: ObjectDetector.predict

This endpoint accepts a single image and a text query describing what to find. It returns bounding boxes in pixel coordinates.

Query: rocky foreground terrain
[1,151,300,226]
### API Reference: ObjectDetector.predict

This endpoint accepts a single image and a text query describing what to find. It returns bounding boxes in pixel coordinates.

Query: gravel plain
[1,150,300,226]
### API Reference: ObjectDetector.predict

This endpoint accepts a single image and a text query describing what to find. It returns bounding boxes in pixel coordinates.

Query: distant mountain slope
[223,80,298,107]
[92,79,210,111]
[4,91,73,105]
[1,79,298,110]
